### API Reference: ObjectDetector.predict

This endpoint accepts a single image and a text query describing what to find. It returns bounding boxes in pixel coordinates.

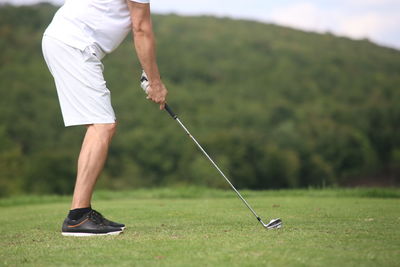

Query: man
[42,0,167,236]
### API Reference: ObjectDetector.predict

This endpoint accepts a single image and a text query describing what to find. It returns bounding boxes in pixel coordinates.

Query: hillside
[0,3,399,196]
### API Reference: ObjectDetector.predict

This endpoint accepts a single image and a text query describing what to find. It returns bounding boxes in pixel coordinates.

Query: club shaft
[170,112,262,222]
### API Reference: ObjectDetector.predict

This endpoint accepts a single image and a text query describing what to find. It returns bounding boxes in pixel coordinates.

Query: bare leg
[71,123,117,209]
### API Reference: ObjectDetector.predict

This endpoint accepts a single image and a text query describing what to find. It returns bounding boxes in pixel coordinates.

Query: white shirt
[44,0,150,54]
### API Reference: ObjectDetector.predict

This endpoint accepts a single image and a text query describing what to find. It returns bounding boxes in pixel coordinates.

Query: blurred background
[0,0,399,197]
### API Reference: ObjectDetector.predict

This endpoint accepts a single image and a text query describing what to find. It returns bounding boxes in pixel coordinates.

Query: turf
[1,188,399,266]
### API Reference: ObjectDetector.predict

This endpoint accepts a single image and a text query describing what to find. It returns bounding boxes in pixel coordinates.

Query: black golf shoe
[62,210,123,236]
[91,209,125,230]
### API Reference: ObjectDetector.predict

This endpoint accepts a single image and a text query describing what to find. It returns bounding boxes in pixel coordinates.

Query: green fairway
[1,188,399,266]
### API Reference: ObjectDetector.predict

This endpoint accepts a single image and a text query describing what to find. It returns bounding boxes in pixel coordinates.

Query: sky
[2,0,400,50]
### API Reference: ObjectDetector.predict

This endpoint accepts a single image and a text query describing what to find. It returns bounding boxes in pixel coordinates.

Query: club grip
[165,104,177,119]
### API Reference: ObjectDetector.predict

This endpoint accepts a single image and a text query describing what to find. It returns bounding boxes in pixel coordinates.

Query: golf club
[140,71,282,229]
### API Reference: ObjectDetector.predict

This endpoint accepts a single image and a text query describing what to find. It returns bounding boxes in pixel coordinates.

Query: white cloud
[266,1,400,48]
[339,13,391,39]
[269,2,328,32]
[347,0,400,6]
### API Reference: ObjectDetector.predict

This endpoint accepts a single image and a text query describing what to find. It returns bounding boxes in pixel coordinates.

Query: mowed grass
[1,188,399,266]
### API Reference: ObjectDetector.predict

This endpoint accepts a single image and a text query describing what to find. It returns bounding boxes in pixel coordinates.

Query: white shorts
[42,35,116,127]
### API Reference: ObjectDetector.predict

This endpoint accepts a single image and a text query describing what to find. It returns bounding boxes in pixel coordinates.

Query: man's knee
[103,122,117,137]
[105,122,117,133]
[91,122,118,140]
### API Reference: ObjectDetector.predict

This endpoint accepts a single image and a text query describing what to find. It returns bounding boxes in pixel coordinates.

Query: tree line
[0,4,399,196]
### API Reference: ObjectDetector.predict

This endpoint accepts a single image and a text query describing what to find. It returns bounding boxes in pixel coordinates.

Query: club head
[261,218,282,229]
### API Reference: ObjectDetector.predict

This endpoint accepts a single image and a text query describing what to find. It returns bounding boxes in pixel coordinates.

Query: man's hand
[146,81,168,109]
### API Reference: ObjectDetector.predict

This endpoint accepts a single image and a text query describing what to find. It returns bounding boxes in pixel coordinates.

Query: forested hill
[0,3,399,196]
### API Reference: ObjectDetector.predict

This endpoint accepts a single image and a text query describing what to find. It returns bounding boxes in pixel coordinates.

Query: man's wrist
[149,79,162,87]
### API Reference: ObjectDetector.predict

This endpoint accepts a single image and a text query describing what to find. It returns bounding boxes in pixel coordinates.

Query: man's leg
[61,123,124,236]
[71,123,117,209]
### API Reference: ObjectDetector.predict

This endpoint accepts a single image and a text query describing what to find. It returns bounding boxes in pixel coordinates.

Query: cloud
[269,2,328,32]
[267,1,400,48]
[338,13,394,39]
[347,0,400,6]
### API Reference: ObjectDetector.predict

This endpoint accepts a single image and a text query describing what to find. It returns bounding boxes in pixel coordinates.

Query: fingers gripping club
[140,71,176,118]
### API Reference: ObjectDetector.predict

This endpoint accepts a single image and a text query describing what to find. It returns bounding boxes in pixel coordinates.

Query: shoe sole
[62,230,122,237]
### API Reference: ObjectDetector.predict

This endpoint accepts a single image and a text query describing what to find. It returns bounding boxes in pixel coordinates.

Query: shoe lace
[88,210,106,225]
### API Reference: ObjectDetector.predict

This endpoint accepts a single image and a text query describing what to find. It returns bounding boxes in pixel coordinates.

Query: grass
[1,187,399,266]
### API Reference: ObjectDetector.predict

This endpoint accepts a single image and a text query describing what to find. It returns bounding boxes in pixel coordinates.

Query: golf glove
[140,70,150,94]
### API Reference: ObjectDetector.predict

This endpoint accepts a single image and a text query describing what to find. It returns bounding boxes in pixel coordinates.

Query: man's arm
[127,1,167,109]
